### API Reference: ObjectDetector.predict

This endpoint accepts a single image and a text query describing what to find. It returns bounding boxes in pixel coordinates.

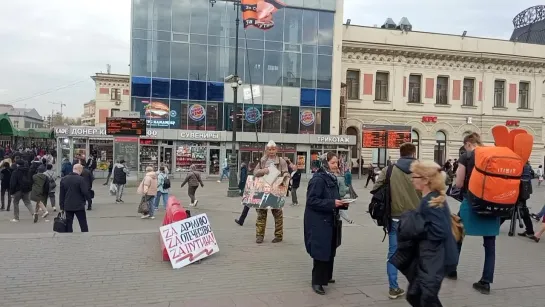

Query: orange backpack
[467,126,533,216]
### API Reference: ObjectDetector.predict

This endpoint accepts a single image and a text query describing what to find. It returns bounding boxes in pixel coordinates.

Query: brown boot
[256,237,264,244]
[272,237,283,243]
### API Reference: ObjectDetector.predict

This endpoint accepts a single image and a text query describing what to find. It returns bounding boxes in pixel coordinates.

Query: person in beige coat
[138,166,158,219]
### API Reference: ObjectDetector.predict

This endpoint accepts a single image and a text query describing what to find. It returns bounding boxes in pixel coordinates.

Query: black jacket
[113,163,128,185]
[304,170,341,262]
[291,169,302,189]
[9,166,32,194]
[59,172,91,211]
[1,167,12,189]
[80,168,94,190]
[238,165,248,191]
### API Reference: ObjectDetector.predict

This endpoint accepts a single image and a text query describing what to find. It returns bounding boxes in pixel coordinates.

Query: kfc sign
[422,116,438,123]
[506,120,520,127]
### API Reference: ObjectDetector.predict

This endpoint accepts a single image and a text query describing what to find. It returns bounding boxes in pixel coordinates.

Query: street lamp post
[210,0,242,197]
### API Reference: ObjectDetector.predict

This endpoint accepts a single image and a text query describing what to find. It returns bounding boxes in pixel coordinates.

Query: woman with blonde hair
[137,166,158,219]
[389,160,458,307]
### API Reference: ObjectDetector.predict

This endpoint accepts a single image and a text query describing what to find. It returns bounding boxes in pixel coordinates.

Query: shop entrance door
[160,146,173,172]
[282,152,296,164]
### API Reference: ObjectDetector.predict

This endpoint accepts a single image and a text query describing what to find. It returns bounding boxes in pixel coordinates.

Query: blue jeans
[146,195,155,217]
[154,192,168,209]
[387,220,399,289]
[536,205,545,218]
[220,169,229,181]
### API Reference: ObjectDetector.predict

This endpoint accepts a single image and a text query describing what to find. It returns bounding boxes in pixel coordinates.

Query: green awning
[0,114,15,136]
[0,113,53,138]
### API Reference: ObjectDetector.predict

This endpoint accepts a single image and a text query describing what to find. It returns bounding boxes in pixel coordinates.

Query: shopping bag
[109,183,117,196]
[137,196,149,215]
[53,212,68,233]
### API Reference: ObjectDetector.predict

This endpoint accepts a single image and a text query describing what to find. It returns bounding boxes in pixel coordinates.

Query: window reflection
[223,103,243,132]
[301,53,316,88]
[281,106,299,134]
[171,43,189,80]
[190,0,208,34]
[261,105,281,133]
[205,103,220,131]
[190,44,207,80]
[264,51,282,86]
[172,0,190,33]
[154,0,172,31]
[153,41,170,78]
[207,45,223,82]
[302,10,318,45]
[284,8,303,44]
[131,39,152,77]
[317,55,332,89]
[283,52,301,87]
[245,49,264,84]
[132,0,153,30]
[318,11,334,46]
[265,9,284,41]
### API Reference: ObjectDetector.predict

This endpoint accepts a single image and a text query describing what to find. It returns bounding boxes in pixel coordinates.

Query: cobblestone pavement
[1,179,545,306]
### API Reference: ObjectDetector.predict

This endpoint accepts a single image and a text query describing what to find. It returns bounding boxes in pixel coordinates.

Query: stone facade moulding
[342,46,545,77]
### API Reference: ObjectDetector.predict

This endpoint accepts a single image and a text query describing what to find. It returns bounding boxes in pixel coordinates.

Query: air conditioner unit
[115,101,121,106]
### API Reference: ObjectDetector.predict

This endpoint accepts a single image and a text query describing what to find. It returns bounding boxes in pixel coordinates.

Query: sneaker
[193,200,198,207]
[272,237,283,243]
[53,207,57,212]
[33,214,39,223]
[472,281,490,294]
[531,213,540,221]
[42,211,49,219]
[141,215,150,219]
[189,203,194,207]
[518,231,535,238]
[217,180,221,183]
[388,288,405,299]
[235,219,243,226]
[150,216,155,220]
[10,219,19,222]
[256,237,264,244]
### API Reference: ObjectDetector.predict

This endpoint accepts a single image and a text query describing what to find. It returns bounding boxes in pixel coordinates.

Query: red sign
[422,116,438,123]
[506,120,520,126]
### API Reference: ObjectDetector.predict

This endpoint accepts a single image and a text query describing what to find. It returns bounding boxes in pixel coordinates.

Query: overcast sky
[0,0,539,118]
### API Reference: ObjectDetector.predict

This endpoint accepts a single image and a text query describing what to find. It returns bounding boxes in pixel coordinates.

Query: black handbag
[53,212,67,233]
[334,214,342,248]
[90,190,95,199]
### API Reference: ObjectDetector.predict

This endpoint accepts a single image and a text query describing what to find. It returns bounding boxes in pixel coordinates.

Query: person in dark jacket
[113,160,129,203]
[235,162,255,226]
[290,161,302,206]
[29,157,41,177]
[389,160,458,307]
[61,158,72,177]
[304,152,348,295]
[59,164,91,232]
[103,160,113,185]
[238,162,248,197]
[0,162,12,211]
[9,160,34,222]
[86,154,97,173]
[79,159,94,210]
[30,165,50,221]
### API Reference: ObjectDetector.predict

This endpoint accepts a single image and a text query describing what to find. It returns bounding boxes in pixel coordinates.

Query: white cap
[266,140,277,148]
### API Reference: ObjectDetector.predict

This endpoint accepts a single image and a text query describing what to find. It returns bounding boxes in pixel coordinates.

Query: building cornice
[342,42,545,75]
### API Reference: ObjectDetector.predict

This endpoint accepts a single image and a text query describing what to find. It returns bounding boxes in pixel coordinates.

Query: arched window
[434,131,447,165]
[411,129,420,159]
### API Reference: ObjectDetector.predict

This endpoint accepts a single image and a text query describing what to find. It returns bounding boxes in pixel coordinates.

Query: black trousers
[238,206,250,225]
[365,174,375,187]
[312,258,334,286]
[520,201,534,235]
[66,210,89,233]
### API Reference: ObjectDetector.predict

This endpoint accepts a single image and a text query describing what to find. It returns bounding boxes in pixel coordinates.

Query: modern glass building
[129,0,354,176]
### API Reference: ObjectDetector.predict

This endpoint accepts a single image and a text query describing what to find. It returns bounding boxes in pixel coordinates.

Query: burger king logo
[245,107,261,124]
[300,109,315,126]
[188,104,206,121]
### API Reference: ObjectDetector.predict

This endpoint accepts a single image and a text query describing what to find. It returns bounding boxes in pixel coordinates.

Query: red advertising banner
[241,0,286,30]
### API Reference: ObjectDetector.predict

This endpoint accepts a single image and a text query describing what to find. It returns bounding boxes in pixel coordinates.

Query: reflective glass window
[318,46,333,55]
[170,79,188,99]
[171,43,189,80]
[189,44,207,80]
[316,89,331,107]
[153,41,170,78]
[178,101,189,129]
[205,102,220,131]
[262,105,281,133]
[265,41,283,51]
[283,8,302,44]
[132,77,151,98]
[300,88,316,106]
[318,12,334,46]
[301,53,316,88]
[190,0,208,34]
[172,0,190,33]
[169,99,182,129]
[133,29,152,40]
[153,31,171,41]
[265,9,284,41]
[208,35,221,46]
[190,34,208,44]
[281,106,299,134]
[143,98,169,128]
[228,48,245,81]
[151,78,170,98]
[132,0,154,29]
[283,52,301,87]
[318,108,330,134]
[245,49,264,85]
[264,51,282,86]
[132,97,150,117]
[131,39,152,77]
[245,27,265,41]
[302,45,317,54]
[242,104,262,132]
[207,45,224,82]
[302,10,318,45]
[223,103,243,132]
[186,101,207,130]
[207,82,224,101]
[208,1,224,36]
[188,81,207,100]
[246,39,264,50]
[172,33,189,42]
[299,107,316,134]
[153,0,172,31]
[317,55,332,89]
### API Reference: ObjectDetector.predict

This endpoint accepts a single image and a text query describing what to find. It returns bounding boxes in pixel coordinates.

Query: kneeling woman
[389,161,459,307]
[304,153,348,295]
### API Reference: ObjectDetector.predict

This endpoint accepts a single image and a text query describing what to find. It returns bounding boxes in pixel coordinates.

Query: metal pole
[226,0,241,197]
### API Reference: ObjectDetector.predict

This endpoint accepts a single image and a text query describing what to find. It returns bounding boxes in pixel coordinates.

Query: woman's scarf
[319,154,338,182]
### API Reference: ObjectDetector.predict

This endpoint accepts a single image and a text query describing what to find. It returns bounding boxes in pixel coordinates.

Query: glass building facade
[131,0,336,135]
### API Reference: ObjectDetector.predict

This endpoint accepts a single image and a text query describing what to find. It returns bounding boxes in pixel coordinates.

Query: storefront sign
[146,130,159,137]
[506,120,520,126]
[316,136,351,144]
[54,127,107,136]
[244,107,261,124]
[300,110,315,126]
[179,132,220,140]
[160,213,219,269]
[422,116,438,123]
[188,104,206,122]
[142,99,177,128]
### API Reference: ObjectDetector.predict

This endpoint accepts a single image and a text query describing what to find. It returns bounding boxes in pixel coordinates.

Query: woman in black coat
[238,162,248,196]
[304,152,348,295]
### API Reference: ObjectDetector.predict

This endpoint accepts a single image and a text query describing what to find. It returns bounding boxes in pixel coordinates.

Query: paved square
[1,179,545,306]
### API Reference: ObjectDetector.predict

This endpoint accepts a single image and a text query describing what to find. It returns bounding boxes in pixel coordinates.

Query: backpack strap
[381,164,395,242]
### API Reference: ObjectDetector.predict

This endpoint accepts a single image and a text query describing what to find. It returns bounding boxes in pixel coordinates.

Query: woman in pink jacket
[138,166,158,219]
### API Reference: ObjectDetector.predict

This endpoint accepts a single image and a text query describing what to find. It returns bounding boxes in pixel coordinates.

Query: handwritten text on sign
[159,213,219,269]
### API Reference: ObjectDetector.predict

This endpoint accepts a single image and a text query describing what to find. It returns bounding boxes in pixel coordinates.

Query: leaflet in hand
[263,164,280,185]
